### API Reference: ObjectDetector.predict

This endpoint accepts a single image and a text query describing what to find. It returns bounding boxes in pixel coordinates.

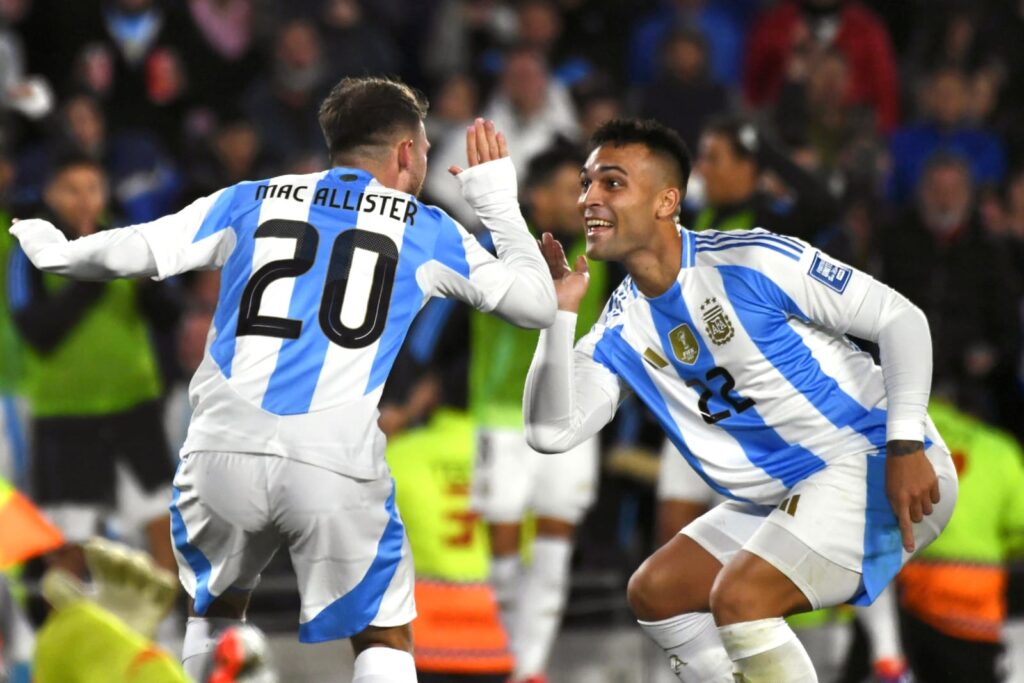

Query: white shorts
[470,427,598,525]
[170,451,416,643]
[682,444,958,608]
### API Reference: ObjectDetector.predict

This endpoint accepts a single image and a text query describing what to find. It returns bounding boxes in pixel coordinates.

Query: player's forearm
[850,283,932,441]
[13,222,158,280]
[460,158,557,328]
[524,312,615,452]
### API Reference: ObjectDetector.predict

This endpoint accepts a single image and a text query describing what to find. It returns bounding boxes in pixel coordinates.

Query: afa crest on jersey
[701,297,734,345]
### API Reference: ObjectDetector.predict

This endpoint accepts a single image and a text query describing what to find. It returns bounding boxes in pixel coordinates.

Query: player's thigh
[470,427,535,524]
[742,444,958,610]
[531,435,599,525]
[170,451,280,615]
[271,460,415,643]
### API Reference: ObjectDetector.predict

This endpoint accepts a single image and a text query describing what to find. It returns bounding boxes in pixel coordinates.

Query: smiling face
[578,142,681,262]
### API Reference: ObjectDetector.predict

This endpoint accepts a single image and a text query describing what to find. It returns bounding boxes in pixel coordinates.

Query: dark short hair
[47,152,104,184]
[701,114,758,164]
[525,141,585,189]
[589,118,692,188]
[318,77,429,163]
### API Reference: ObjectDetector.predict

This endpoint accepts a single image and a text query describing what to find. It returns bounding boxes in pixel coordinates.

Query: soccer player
[523,118,958,682]
[9,77,557,683]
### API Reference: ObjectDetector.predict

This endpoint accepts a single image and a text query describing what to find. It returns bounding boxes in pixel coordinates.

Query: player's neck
[625,229,682,298]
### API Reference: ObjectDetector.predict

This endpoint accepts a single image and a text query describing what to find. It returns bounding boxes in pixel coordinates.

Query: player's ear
[397,138,414,172]
[655,187,682,221]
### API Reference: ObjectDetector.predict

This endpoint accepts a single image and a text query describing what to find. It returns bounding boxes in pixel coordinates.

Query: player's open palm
[449,117,508,175]
[540,232,589,312]
[885,440,940,553]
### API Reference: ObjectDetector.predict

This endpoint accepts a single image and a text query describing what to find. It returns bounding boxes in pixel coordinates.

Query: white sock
[718,618,818,682]
[512,537,573,678]
[489,554,521,639]
[352,646,417,682]
[856,584,903,663]
[638,612,735,682]
[181,616,240,681]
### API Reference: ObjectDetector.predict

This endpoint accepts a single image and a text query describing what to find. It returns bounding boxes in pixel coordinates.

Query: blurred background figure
[897,400,1024,683]
[468,144,607,683]
[242,18,330,171]
[881,153,1022,440]
[744,0,899,133]
[14,92,181,223]
[426,45,577,229]
[381,298,514,683]
[6,157,179,578]
[688,116,839,241]
[887,66,1006,204]
[637,27,728,154]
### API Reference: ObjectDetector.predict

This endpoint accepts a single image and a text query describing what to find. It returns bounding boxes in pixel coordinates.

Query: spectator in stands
[185,0,261,113]
[688,115,839,241]
[882,154,1021,436]
[637,27,729,153]
[422,0,517,85]
[243,18,330,170]
[898,400,1024,683]
[316,0,401,84]
[744,0,900,133]
[6,156,179,578]
[424,73,477,149]
[71,0,204,149]
[426,45,577,227]
[576,89,622,145]
[773,45,880,185]
[888,66,1007,203]
[14,93,181,222]
[183,111,270,203]
[629,0,744,87]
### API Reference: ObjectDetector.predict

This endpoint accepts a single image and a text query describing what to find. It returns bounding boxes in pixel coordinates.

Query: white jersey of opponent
[573,228,942,504]
[133,162,545,479]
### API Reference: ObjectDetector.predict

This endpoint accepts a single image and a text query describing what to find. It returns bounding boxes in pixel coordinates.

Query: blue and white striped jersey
[138,165,532,478]
[577,228,941,504]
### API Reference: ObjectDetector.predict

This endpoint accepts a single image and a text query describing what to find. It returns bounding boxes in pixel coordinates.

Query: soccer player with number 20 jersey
[10,77,557,683]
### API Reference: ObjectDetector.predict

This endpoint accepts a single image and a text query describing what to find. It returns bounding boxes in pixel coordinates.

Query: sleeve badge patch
[808,252,851,294]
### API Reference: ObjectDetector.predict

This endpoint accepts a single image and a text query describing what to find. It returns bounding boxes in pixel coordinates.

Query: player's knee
[709,570,759,626]
[350,623,413,655]
[628,559,674,621]
[710,562,806,626]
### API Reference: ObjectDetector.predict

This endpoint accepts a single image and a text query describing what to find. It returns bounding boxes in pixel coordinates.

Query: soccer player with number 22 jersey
[523,118,958,682]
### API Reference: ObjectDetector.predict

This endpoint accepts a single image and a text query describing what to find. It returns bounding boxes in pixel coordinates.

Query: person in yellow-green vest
[0,151,28,490]
[7,155,180,578]
[468,143,609,683]
[687,115,838,242]
[380,297,513,682]
[897,400,1024,682]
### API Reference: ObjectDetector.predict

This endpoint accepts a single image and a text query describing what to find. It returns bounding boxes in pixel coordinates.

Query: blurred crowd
[3,0,1024,681]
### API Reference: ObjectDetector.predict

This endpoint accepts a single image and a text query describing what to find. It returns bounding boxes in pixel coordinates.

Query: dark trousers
[900,609,1005,683]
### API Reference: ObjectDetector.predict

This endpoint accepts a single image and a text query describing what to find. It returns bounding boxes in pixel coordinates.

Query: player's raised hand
[885,440,940,553]
[449,117,509,175]
[9,218,70,271]
[540,232,589,312]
